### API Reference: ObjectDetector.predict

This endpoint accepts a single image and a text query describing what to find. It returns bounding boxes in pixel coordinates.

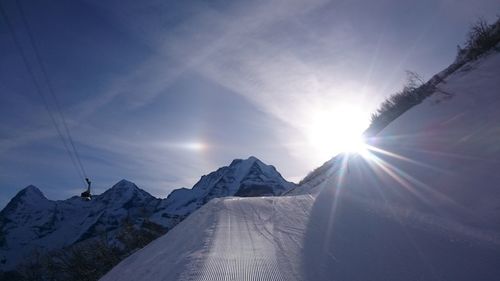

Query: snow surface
[100,50,500,281]
[101,195,314,281]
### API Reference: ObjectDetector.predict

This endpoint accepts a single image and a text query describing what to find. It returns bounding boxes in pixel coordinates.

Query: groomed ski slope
[100,51,500,281]
[100,195,314,281]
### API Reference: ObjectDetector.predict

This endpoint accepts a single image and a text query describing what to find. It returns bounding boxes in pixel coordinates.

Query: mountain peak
[229,156,260,166]
[189,156,294,199]
[101,179,140,196]
[17,185,46,200]
[0,185,48,216]
[98,179,154,204]
[112,179,137,189]
[246,156,259,162]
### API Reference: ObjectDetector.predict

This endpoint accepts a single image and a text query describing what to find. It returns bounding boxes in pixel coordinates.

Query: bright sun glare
[306,105,369,157]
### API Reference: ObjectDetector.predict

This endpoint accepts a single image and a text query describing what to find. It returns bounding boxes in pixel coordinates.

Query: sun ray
[365,144,449,174]
[359,145,471,215]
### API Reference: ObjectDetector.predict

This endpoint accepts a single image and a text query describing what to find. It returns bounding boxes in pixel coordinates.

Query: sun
[306,105,369,157]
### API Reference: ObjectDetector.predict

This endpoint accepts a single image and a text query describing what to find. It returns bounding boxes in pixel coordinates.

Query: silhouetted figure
[81,178,92,200]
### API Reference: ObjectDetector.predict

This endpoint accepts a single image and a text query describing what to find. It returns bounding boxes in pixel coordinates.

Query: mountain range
[0,156,295,271]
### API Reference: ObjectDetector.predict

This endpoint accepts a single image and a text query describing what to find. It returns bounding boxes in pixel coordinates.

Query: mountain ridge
[0,156,295,271]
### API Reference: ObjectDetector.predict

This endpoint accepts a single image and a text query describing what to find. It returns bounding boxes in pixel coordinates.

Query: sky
[1,0,499,207]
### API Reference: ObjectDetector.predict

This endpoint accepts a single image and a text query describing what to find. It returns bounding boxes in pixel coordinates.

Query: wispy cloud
[76,0,338,112]
[10,0,376,169]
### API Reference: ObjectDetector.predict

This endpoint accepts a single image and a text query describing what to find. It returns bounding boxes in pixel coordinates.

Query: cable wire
[0,1,87,184]
[15,0,88,179]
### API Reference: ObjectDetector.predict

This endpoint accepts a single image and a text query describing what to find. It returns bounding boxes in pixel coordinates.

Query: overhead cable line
[0,1,87,184]
[15,0,88,180]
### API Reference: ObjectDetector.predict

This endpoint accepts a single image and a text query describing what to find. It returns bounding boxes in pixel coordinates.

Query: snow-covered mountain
[100,45,500,280]
[0,180,159,271]
[150,156,295,227]
[0,156,294,271]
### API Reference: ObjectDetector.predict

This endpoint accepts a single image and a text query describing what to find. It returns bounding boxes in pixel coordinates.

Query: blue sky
[1,0,499,207]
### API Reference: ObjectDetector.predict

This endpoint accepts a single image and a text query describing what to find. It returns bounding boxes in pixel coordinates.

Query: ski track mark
[181,198,286,281]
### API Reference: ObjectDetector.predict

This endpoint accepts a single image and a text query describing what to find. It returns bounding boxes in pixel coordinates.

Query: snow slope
[100,50,500,281]
[100,195,314,281]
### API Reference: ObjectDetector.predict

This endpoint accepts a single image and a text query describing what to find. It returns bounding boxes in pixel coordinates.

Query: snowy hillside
[0,157,293,271]
[100,50,500,280]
